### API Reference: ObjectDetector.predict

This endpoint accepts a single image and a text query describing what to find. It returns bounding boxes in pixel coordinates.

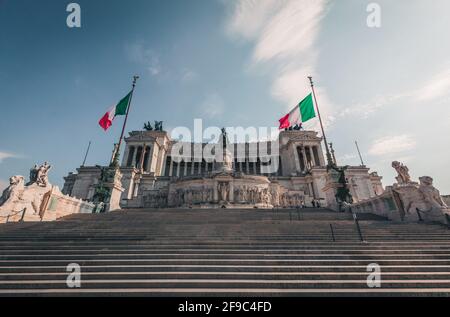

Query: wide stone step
[2,253,450,261]
[0,208,449,296]
[2,287,450,296]
[2,259,450,266]
[3,264,450,273]
[3,271,450,280]
[2,249,450,255]
[2,279,450,290]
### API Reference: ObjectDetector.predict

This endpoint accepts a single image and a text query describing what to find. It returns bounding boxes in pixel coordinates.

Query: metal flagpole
[111,75,139,167]
[81,141,91,167]
[307,76,333,166]
[355,140,365,166]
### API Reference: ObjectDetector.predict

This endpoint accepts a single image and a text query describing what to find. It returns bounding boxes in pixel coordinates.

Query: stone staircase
[0,208,450,296]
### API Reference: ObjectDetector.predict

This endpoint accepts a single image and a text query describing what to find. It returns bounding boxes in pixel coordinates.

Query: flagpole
[355,140,365,166]
[81,141,91,167]
[308,76,333,167]
[111,75,139,167]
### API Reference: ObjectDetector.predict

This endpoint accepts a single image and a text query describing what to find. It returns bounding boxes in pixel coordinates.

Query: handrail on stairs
[1,208,27,223]
[329,223,336,242]
[350,207,365,242]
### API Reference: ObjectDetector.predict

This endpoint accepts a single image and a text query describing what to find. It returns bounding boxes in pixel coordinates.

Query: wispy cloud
[225,0,332,130]
[413,67,450,102]
[337,153,358,164]
[340,64,450,119]
[125,42,161,76]
[339,93,408,119]
[181,68,198,83]
[368,134,416,157]
[201,93,225,118]
[0,151,20,163]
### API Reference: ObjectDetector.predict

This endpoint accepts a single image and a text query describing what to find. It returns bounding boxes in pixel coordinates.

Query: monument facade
[62,127,384,210]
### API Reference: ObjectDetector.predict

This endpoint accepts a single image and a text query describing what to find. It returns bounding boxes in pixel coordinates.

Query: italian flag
[278,93,316,130]
[98,92,132,131]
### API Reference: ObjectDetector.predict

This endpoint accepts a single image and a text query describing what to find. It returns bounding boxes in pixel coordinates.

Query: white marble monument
[63,127,384,210]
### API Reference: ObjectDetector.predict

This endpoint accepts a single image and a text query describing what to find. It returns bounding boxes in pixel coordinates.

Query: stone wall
[348,188,402,221]
[40,186,95,221]
[349,184,450,225]
[0,184,95,223]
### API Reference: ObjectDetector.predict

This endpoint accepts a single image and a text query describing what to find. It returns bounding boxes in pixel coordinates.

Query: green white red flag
[278,93,316,130]
[98,92,132,131]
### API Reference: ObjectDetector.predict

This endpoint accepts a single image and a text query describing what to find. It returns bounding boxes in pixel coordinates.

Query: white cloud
[125,42,161,76]
[340,64,450,119]
[226,0,332,131]
[339,93,408,119]
[0,151,20,163]
[413,67,450,102]
[226,0,283,39]
[368,134,416,157]
[181,68,198,83]
[201,93,225,118]
[337,153,358,164]
[252,0,327,63]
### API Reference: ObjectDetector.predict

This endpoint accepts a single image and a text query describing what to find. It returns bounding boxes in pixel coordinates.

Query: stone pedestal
[392,183,420,221]
[392,180,450,224]
[103,168,124,212]
[322,168,350,211]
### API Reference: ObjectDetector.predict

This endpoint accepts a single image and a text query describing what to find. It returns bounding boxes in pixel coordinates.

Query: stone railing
[347,187,403,221]
[39,186,95,221]
[347,184,450,225]
[0,184,95,223]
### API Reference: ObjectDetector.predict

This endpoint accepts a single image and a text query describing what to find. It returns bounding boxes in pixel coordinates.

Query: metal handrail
[350,208,365,242]
[329,223,336,242]
[0,208,27,223]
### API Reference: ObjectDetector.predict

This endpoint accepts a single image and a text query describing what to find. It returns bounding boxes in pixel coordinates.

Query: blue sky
[1,0,449,194]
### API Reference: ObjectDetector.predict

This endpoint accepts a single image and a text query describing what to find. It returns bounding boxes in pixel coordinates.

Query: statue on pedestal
[0,176,25,206]
[392,161,411,184]
[214,128,234,173]
[36,162,51,187]
[27,165,39,185]
[218,182,229,202]
[418,176,448,210]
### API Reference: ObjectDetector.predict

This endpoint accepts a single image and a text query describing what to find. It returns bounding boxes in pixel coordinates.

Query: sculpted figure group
[28,162,52,187]
[392,161,411,184]
[234,185,271,205]
[0,162,52,208]
[0,176,25,206]
[159,183,307,208]
[169,187,214,206]
[144,191,168,208]
[418,176,448,210]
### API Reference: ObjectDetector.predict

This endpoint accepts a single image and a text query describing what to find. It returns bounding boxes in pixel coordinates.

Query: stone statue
[36,162,51,187]
[392,161,411,184]
[92,166,115,203]
[223,149,233,171]
[218,182,229,202]
[27,165,39,185]
[242,185,248,202]
[143,121,153,131]
[418,176,448,210]
[154,121,164,131]
[0,176,25,206]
